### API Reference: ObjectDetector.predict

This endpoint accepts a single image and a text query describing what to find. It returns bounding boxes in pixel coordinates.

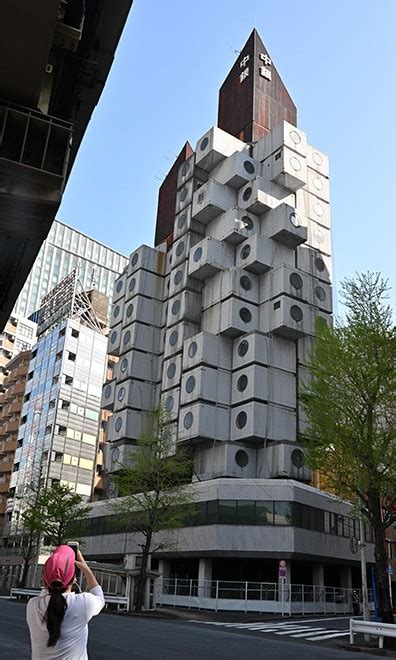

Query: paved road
[0,599,375,659]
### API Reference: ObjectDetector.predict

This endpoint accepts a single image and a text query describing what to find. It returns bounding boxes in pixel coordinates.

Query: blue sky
[59,0,396,313]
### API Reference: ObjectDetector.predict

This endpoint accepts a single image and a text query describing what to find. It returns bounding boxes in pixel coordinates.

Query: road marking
[275,627,326,636]
[307,631,350,641]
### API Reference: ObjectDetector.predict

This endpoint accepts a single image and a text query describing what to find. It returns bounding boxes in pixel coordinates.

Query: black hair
[45,580,68,647]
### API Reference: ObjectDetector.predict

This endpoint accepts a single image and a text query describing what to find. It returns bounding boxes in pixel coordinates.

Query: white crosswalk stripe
[188,619,350,642]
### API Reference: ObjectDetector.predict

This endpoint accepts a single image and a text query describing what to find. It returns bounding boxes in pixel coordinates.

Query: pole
[359,517,370,623]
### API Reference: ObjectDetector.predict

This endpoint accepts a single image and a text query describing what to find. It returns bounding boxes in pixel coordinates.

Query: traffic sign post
[278,560,287,616]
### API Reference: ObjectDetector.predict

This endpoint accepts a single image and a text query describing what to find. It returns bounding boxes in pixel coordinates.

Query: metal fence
[157,578,374,615]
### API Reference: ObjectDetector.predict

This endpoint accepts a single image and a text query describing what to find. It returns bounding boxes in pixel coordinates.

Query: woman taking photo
[27,545,104,659]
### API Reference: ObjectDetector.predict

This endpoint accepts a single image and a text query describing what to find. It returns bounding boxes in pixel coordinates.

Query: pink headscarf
[43,545,75,589]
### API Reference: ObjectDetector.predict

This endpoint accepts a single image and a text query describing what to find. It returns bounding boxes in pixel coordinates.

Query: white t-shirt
[26,586,105,660]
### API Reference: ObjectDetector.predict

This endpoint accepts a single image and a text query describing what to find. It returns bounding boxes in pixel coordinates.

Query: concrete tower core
[218,29,297,143]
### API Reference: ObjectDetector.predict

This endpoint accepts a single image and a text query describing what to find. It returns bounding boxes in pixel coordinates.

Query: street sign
[386,564,393,576]
[278,560,287,579]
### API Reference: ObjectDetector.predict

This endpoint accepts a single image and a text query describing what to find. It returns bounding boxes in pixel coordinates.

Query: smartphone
[68,541,79,559]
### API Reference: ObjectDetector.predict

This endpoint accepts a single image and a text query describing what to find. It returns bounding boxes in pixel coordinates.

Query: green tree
[110,408,194,612]
[301,272,395,623]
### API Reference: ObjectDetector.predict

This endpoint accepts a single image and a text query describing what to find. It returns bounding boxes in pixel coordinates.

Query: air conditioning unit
[183,332,233,372]
[163,321,199,359]
[113,273,127,303]
[307,168,330,202]
[173,205,205,241]
[238,177,280,214]
[162,354,183,391]
[195,126,245,172]
[259,264,310,305]
[257,443,311,482]
[107,409,150,443]
[120,322,162,355]
[172,232,201,268]
[233,332,296,373]
[177,153,195,189]
[259,296,315,339]
[178,403,230,443]
[192,180,237,223]
[101,379,116,410]
[262,203,307,249]
[168,261,202,297]
[202,267,259,310]
[180,365,231,406]
[235,235,272,273]
[125,270,164,303]
[128,245,166,277]
[114,350,161,384]
[114,380,158,413]
[107,323,122,356]
[307,144,329,177]
[188,237,234,280]
[231,364,295,409]
[161,387,180,421]
[166,291,201,326]
[193,442,256,481]
[211,150,257,189]
[207,207,258,244]
[202,298,258,338]
[122,296,163,328]
[230,402,295,443]
[175,178,194,213]
[298,246,332,283]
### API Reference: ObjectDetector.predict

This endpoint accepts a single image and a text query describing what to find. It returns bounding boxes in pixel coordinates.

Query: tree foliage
[301,272,395,623]
[110,407,194,611]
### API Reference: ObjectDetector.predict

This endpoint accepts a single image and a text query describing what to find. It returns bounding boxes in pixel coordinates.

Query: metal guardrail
[350,619,396,649]
[10,587,129,611]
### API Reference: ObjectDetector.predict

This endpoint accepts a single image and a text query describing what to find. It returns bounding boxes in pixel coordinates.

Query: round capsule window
[239,307,252,323]
[291,448,305,468]
[313,202,324,217]
[242,186,252,201]
[289,212,301,228]
[120,358,128,373]
[185,376,196,393]
[236,411,247,429]
[178,213,187,230]
[237,374,248,392]
[117,386,126,402]
[174,270,183,285]
[183,412,193,429]
[167,362,176,379]
[315,257,326,272]
[123,330,131,345]
[128,277,136,292]
[243,160,255,174]
[113,305,120,318]
[235,449,249,468]
[164,395,174,412]
[131,253,139,267]
[312,152,323,166]
[240,275,252,291]
[179,188,188,203]
[110,330,117,344]
[313,176,323,191]
[313,228,325,244]
[238,340,249,357]
[188,341,198,358]
[114,417,122,432]
[104,384,112,399]
[240,244,251,260]
[126,303,134,318]
[116,280,123,293]
[241,215,254,231]
[289,130,301,145]
[200,136,209,151]
[175,241,185,257]
[290,305,303,322]
[290,273,303,289]
[181,161,191,177]
[193,247,203,262]
[290,156,302,172]
[171,300,181,315]
[315,286,326,301]
[169,331,178,347]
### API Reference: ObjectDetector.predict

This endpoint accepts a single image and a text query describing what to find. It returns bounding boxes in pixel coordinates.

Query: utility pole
[359,516,370,623]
